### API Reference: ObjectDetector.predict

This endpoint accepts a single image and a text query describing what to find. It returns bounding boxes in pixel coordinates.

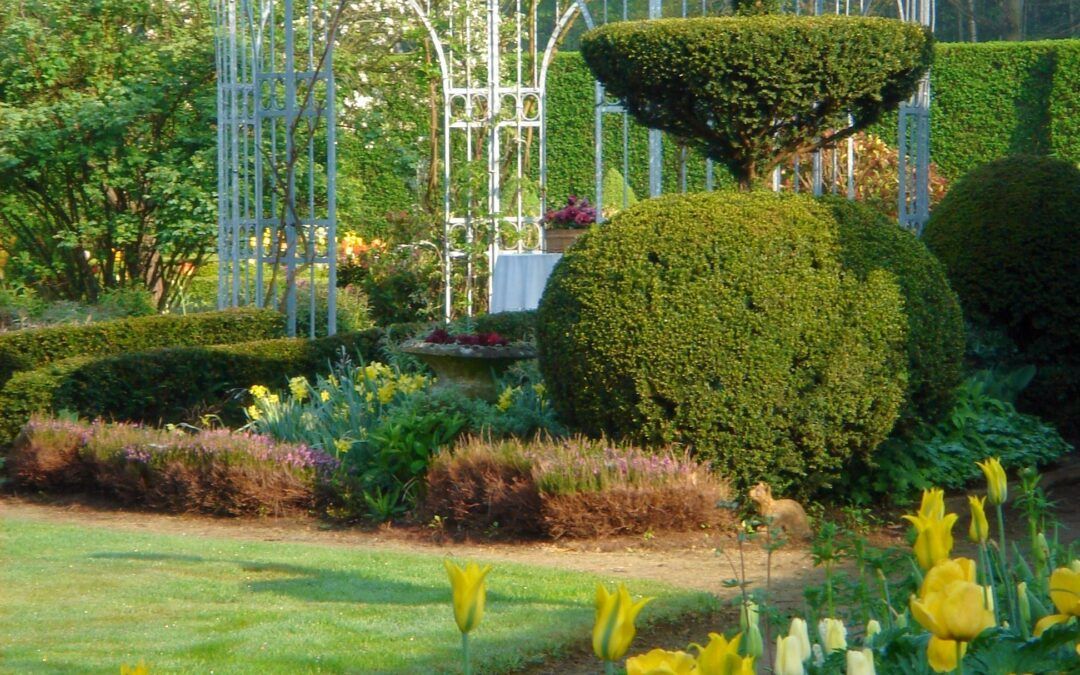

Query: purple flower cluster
[543,195,596,230]
[523,438,704,495]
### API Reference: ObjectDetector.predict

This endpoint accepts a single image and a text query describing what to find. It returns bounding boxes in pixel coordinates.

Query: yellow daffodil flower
[773,635,805,675]
[818,618,847,653]
[625,648,697,675]
[319,389,331,402]
[249,384,270,400]
[289,376,309,401]
[444,560,491,634]
[593,583,653,662]
[846,648,876,675]
[1033,564,1080,637]
[788,617,811,662]
[910,558,995,673]
[976,458,1007,504]
[693,632,754,675]
[968,495,989,544]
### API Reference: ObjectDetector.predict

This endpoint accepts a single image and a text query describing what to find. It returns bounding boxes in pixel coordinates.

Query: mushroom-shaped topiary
[536,191,909,495]
[581,16,933,188]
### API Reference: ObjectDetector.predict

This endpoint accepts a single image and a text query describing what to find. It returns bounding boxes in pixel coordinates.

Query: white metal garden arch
[212,0,933,331]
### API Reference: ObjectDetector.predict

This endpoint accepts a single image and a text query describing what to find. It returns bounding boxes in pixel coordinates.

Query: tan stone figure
[748,482,812,542]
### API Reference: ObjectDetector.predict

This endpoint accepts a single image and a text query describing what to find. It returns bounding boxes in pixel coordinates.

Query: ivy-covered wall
[339,40,1080,230]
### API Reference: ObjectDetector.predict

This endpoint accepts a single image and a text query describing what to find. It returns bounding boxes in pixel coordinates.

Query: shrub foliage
[824,198,964,425]
[536,191,908,495]
[0,307,284,386]
[581,16,932,187]
[8,417,335,515]
[923,155,1080,440]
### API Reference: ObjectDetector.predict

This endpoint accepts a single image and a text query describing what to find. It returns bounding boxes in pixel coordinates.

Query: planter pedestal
[400,341,537,402]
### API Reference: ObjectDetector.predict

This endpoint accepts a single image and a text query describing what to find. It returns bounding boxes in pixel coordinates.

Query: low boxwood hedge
[0,307,285,386]
[0,330,383,442]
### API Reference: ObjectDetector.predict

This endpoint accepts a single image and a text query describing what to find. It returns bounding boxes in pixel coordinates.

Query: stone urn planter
[401,340,537,401]
[543,228,584,253]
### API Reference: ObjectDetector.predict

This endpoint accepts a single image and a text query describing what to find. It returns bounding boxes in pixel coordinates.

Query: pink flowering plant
[543,195,597,230]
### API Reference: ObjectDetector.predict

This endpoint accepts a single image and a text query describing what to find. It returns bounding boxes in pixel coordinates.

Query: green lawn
[0,516,713,674]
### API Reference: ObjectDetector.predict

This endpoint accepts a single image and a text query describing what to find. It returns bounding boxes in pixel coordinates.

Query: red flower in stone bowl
[543,195,597,230]
[424,329,510,347]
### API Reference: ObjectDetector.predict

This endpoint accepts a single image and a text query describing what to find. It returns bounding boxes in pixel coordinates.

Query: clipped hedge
[581,16,932,185]
[0,330,383,442]
[824,198,964,426]
[536,191,908,495]
[0,307,284,386]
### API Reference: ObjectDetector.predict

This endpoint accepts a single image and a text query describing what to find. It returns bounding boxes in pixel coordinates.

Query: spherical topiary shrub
[922,155,1080,440]
[823,198,965,426]
[536,191,908,495]
[923,155,1080,358]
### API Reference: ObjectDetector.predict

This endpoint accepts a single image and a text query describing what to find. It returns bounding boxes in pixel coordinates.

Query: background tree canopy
[0,0,216,308]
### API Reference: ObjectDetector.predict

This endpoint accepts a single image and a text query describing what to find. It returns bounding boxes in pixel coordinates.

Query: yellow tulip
[846,648,876,675]
[866,619,882,642]
[593,583,653,662]
[903,506,959,571]
[926,636,966,673]
[968,495,989,544]
[788,617,811,662]
[444,560,491,634]
[976,458,1007,504]
[693,632,753,675]
[818,618,847,653]
[910,559,994,673]
[774,635,806,675]
[918,488,947,520]
[1033,565,1080,637]
[625,648,697,675]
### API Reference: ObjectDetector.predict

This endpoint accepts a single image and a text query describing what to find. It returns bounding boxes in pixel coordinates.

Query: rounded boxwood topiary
[922,155,1080,440]
[536,191,908,495]
[824,198,965,426]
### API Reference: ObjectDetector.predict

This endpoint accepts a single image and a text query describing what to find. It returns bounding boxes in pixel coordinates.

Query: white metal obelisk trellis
[213,0,338,337]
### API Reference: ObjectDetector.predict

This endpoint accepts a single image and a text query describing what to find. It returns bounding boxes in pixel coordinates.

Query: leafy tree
[0,0,216,308]
[581,16,933,188]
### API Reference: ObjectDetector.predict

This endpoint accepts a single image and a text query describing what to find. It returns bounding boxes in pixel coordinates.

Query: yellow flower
[866,619,882,642]
[444,560,491,634]
[245,404,261,420]
[250,384,270,400]
[787,618,811,661]
[496,386,518,411]
[1033,564,1080,637]
[976,457,1007,504]
[625,648,697,675]
[846,648,876,675]
[592,583,652,662]
[289,376,309,401]
[968,495,989,544]
[693,632,754,675]
[333,439,351,455]
[377,383,396,405]
[320,390,331,402]
[903,496,959,571]
[120,662,148,675]
[773,635,805,675]
[910,558,995,673]
[818,618,847,653]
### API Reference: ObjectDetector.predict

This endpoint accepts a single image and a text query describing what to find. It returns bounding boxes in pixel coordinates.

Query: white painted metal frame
[213,0,337,337]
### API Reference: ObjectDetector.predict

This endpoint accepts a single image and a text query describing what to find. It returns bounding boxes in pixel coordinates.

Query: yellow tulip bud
[444,560,491,634]
[625,648,697,675]
[976,458,1007,504]
[743,622,764,659]
[1035,532,1050,566]
[1017,581,1031,629]
[1070,559,1080,574]
[866,619,882,642]
[818,618,847,653]
[739,600,759,632]
[774,635,806,675]
[693,632,750,675]
[904,511,959,571]
[592,583,652,662]
[967,495,989,544]
[846,648,876,675]
[788,617,811,662]
[917,488,946,520]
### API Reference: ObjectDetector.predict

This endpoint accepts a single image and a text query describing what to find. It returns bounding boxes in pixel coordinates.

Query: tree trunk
[1005,0,1022,39]
[968,0,978,41]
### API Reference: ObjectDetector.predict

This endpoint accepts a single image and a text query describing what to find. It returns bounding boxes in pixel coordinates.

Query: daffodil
[625,648,697,675]
[249,384,270,400]
[593,583,652,664]
[319,389,331,402]
[968,495,989,544]
[818,618,847,653]
[774,635,805,675]
[289,376,309,401]
[903,494,959,571]
[693,632,754,675]
[846,648,876,675]
[976,458,1007,504]
[444,559,491,634]
[910,558,995,673]
[1033,564,1080,637]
